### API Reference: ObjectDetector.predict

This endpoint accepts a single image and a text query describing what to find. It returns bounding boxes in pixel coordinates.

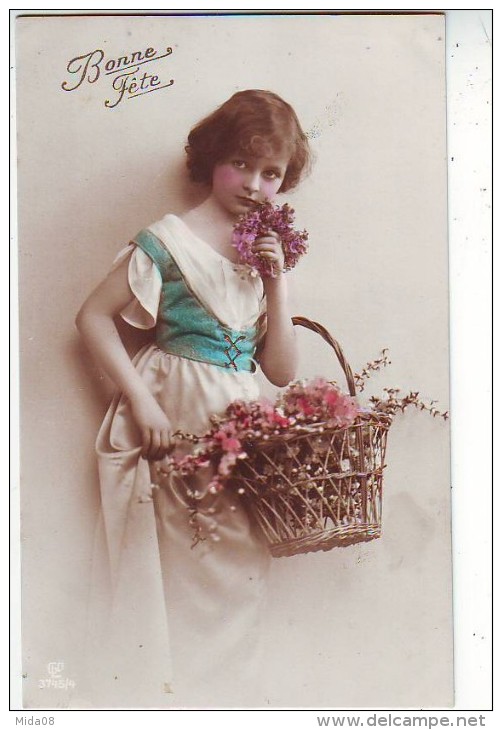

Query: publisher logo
[47,662,64,679]
[38,661,76,691]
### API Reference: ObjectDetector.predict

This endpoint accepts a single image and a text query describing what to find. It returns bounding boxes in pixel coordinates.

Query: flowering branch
[368,388,449,420]
[354,349,448,419]
[354,349,391,392]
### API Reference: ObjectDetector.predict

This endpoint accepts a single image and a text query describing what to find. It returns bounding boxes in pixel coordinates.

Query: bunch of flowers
[166,363,447,495]
[279,377,359,428]
[232,201,309,278]
[166,379,358,496]
[156,353,448,548]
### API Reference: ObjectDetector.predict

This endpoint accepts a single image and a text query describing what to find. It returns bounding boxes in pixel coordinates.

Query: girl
[76,89,312,708]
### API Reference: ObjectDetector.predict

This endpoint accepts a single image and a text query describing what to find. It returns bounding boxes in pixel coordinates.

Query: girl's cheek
[262,179,281,198]
[213,165,240,187]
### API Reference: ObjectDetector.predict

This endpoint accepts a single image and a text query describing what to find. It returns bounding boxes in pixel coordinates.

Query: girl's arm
[76,256,172,460]
[253,232,298,387]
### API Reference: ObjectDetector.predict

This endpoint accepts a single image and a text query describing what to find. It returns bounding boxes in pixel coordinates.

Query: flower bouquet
[157,317,447,557]
[232,201,309,278]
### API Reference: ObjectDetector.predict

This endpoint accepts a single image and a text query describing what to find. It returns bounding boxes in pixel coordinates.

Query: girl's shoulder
[133,213,190,263]
[139,213,219,284]
[144,212,182,240]
[146,212,198,250]
[147,212,227,268]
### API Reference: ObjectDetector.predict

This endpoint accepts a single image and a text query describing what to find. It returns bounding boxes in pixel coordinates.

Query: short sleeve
[111,244,162,330]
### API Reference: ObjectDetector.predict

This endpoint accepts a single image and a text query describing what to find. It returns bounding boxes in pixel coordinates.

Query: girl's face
[210,152,289,219]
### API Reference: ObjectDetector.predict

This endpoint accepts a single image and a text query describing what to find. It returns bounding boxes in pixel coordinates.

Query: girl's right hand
[130,393,174,461]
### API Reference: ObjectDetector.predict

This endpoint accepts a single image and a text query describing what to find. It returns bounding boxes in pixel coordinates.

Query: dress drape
[83,214,271,708]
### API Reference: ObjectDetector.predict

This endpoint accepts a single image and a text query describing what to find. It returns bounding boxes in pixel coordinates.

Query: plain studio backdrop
[16,13,451,708]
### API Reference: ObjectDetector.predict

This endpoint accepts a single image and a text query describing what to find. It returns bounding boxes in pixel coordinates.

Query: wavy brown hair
[185,90,312,193]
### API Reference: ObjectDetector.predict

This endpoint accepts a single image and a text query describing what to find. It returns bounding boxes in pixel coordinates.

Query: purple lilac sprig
[232,201,309,278]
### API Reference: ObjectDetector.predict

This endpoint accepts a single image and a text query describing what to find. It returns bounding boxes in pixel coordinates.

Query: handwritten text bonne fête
[61,46,174,108]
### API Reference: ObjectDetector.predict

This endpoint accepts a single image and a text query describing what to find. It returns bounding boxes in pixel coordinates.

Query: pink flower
[218,453,236,476]
[208,477,224,494]
[296,396,315,416]
[221,436,242,453]
[280,378,359,427]
[269,412,290,428]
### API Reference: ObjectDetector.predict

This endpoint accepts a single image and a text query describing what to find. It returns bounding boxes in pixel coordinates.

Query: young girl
[77,89,311,708]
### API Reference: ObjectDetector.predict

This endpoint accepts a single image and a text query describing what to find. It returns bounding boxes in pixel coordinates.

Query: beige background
[16,13,452,708]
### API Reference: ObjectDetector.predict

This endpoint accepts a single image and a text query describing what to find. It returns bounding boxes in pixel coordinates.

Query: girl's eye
[232,160,246,169]
[263,170,280,180]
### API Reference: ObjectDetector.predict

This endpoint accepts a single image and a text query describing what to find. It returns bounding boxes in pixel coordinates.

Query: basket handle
[292,316,368,519]
[292,316,357,397]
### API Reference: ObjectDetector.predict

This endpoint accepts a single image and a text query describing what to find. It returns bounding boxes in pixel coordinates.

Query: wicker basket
[231,317,392,557]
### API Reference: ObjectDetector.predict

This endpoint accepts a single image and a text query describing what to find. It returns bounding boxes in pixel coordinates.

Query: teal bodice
[132,229,258,372]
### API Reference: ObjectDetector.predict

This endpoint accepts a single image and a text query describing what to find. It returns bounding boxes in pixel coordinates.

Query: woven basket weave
[231,317,391,557]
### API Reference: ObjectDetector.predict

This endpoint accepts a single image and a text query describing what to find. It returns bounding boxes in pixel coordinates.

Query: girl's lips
[237,196,257,205]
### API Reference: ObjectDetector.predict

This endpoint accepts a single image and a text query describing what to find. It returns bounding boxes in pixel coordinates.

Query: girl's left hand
[253,230,284,278]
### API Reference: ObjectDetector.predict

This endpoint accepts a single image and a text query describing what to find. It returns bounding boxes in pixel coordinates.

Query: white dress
[83,214,271,708]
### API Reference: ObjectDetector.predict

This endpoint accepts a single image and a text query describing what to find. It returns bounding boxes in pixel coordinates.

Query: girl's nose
[243,171,260,193]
